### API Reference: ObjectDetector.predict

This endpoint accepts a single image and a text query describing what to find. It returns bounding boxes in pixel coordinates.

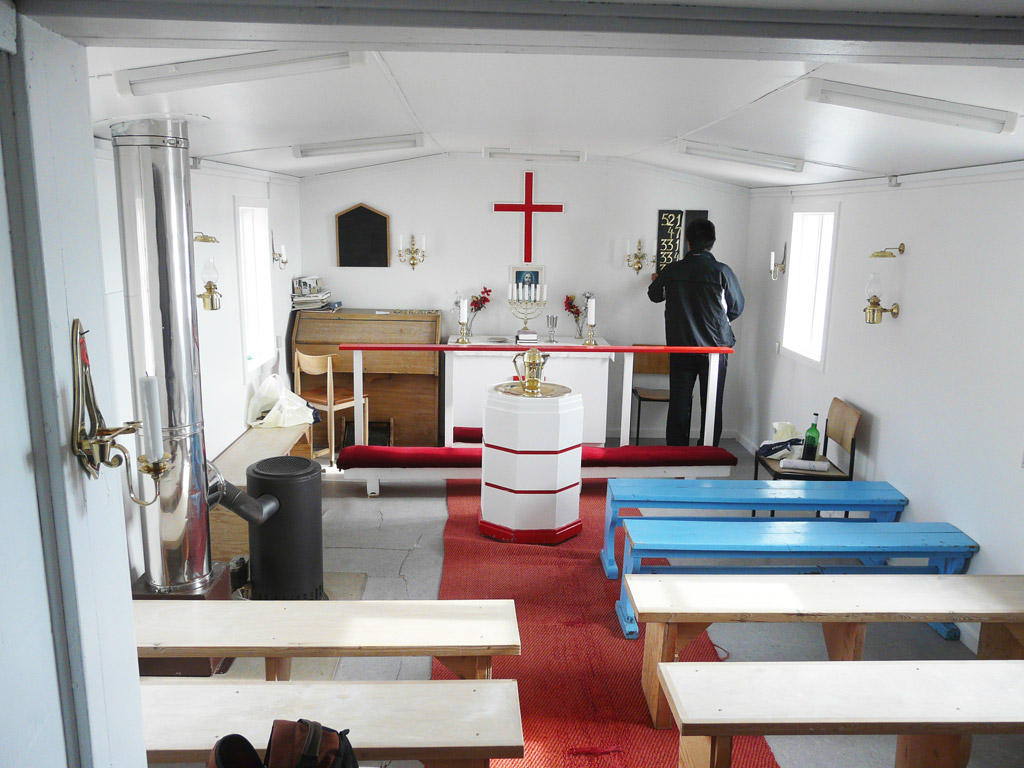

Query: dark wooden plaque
[657,209,683,271]
[684,209,710,243]
[336,203,390,267]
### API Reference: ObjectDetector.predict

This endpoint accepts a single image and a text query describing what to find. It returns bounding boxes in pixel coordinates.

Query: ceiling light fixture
[805,78,1018,135]
[292,133,425,158]
[113,50,362,97]
[677,141,805,173]
[484,148,585,163]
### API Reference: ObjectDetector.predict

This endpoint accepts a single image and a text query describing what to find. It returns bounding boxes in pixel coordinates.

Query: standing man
[647,218,743,446]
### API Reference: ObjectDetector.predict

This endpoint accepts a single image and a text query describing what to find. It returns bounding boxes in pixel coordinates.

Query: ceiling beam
[18,1,1024,65]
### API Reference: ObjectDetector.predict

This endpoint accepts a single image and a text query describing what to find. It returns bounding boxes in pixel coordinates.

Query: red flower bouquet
[564,294,583,319]
[470,286,492,313]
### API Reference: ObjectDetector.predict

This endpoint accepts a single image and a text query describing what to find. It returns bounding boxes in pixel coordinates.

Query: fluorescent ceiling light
[805,78,1018,135]
[292,133,425,158]
[677,141,804,173]
[113,50,361,97]
[484,148,585,163]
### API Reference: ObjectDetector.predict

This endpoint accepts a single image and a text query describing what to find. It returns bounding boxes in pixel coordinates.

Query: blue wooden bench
[602,479,909,578]
[614,519,978,638]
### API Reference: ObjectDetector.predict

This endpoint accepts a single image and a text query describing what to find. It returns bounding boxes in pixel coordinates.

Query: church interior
[5,2,1024,767]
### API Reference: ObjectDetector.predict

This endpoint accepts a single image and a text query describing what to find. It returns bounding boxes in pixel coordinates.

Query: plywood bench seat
[614,520,979,639]
[134,599,520,682]
[626,573,1024,728]
[659,660,1024,768]
[335,444,737,496]
[602,479,909,578]
[143,678,523,767]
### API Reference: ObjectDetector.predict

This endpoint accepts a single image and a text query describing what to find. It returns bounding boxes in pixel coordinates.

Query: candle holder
[626,239,650,274]
[583,323,597,346]
[508,297,546,343]
[397,234,427,270]
[456,320,471,344]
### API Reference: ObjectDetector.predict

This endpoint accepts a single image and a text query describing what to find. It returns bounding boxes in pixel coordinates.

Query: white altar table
[444,336,612,446]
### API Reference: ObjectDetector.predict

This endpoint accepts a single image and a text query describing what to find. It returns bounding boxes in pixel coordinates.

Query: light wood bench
[143,678,524,767]
[658,659,1024,768]
[135,598,520,682]
[627,573,1024,728]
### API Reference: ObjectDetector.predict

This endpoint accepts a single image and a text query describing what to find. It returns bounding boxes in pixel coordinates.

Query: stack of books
[291,290,332,310]
[515,329,539,344]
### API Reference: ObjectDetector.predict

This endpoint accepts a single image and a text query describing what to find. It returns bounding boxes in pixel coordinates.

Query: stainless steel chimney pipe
[110,118,211,592]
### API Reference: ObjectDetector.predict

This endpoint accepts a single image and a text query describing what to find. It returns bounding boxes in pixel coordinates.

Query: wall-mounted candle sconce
[770,243,787,281]
[864,272,900,324]
[871,242,905,258]
[271,231,288,270]
[397,234,427,270]
[193,231,222,310]
[71,319,169,506]
[625,239,650,273]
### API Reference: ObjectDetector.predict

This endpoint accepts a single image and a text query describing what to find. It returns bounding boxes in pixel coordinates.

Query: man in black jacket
[647,219,744,446]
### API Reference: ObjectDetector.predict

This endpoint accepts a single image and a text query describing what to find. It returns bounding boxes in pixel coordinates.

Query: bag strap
[296,720,323,768]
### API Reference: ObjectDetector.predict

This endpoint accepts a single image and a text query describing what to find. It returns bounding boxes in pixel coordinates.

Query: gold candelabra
[626,239,650,273]
[397,234,427,270]
[508,297,546,332]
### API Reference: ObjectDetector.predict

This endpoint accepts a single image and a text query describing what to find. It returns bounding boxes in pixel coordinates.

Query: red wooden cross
[493,171,563,263]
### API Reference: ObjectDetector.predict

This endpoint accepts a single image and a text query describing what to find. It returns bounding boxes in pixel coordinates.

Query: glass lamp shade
[202,255,219,285]
[865,272,882,299]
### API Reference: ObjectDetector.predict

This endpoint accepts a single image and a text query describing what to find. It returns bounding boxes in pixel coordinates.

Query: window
[781,206,839,366]
[235,200,275,373]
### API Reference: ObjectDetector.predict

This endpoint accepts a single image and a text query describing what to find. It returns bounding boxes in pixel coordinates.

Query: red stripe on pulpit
[484,481,580,495]
[483,442,582,455]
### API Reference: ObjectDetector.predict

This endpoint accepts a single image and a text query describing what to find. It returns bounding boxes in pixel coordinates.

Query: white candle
[508,282,513,301]
[459,298,468,323]
[770,250,775,271]
[530,284,536,302]
[542,284,547,302]
[421,234,426,251]
[400,235,404,252]
[587,297,596,326]
[140,375,163,461]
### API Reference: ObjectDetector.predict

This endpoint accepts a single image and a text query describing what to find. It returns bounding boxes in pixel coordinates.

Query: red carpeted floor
[433,479,780,768]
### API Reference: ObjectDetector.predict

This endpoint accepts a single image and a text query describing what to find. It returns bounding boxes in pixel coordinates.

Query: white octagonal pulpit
[480,381,584,544]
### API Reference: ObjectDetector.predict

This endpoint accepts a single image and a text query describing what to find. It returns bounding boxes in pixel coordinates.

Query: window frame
[779,201,841,372]
[233,196,276,378]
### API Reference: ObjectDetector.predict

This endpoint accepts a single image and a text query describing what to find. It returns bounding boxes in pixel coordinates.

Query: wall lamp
[397,234,426,270]
[193,231,222,311]
[770,243,787,280]
[864,272,899,324]
[271,231,288,270]
[871,242,905,258]
[625,239,650,273]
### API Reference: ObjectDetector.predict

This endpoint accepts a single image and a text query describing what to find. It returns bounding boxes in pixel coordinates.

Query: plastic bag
[246,374,314,428]
[756,421,803,460]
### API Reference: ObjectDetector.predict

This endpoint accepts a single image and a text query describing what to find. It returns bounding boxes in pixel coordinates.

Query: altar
[443,335,613,446]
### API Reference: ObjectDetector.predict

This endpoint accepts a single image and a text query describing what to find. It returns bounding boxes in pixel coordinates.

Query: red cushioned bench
[336,444,737,496]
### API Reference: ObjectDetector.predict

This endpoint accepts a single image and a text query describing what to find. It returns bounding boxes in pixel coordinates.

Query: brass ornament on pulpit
[502,347,571,398]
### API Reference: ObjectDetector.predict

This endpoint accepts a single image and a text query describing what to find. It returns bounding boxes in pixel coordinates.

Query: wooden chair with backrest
[755,397,862,482]
[293,350,369,460]
[632,345,671,445]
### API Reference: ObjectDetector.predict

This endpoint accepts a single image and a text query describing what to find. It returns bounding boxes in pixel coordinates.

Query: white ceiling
[87,45,1024,188]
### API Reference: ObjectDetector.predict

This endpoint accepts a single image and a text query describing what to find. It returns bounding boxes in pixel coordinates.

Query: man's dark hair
[685,218,716,252]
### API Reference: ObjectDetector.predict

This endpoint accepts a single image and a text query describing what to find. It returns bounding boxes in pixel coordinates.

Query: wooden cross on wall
[493,171,563,263]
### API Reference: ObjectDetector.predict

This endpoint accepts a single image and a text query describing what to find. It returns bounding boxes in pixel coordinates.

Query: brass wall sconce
[770,243,787,281]
[271,231,288,270]
[71,319,170,505]
[871,242,905,258]
[397,234,427,270]
[193,231,222,310]
[625,239,650,273]
[864,273,899,324]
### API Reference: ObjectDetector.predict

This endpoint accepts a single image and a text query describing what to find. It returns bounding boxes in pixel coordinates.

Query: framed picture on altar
[509,264,545,288]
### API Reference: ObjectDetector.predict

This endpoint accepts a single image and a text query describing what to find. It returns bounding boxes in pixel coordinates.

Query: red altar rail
[335,343,734,354]
[334,342,732,448]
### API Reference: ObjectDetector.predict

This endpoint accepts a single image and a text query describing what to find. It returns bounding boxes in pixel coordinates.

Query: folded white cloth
[779,458,830,472]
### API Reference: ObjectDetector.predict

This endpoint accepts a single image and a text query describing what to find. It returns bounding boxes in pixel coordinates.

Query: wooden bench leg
[438,656,492,680]
[264,657,292,681]
[977,622,1024,660]
[822,621,866,661]
[366,477,380,497]
[895,734,971,768]
[643,622,710,729]
[679,734,731,768]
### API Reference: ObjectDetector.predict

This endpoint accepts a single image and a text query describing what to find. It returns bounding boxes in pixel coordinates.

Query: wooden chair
[293,350,369,459]
[632,345,670,445]
[755,397,861,481]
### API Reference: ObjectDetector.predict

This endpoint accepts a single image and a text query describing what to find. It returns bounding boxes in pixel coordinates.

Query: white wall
[742,169,1024,587]
[299,156,751,439]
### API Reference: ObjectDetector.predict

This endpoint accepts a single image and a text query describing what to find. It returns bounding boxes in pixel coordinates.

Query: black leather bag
[208,719,358,768]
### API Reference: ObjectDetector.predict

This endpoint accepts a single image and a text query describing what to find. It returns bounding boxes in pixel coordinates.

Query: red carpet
[434,479,780,768]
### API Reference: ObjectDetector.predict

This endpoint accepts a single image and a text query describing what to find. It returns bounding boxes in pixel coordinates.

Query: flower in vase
[469,286,492,313]
[564,294,583,319]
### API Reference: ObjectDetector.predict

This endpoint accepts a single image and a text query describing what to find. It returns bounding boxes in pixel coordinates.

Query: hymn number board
[656,209,710,271]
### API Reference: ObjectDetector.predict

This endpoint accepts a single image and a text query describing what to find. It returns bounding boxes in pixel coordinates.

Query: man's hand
[650,273,659,282]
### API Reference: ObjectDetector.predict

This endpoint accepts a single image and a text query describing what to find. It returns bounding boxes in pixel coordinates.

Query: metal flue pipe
[110,118,211,592]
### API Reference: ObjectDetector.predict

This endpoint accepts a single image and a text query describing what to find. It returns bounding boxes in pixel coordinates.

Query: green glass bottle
[801,413,820,461]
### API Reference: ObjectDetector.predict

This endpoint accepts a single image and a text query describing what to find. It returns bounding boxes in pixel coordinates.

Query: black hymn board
[657,210,683,271]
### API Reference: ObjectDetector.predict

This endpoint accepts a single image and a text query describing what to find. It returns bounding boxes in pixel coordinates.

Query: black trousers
[667,353,728,446]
